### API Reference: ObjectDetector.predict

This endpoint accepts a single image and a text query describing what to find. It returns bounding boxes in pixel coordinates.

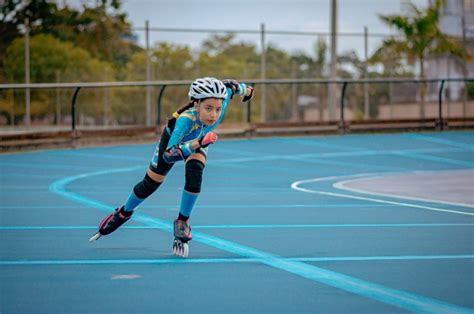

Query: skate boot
[172,219,192,258]
[89,207,132,242]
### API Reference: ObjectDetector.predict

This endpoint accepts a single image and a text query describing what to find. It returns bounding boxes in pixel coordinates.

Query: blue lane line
[56,151,148,161]
[0,161,110,171]
[284,155,406,172]
[0,204,398,209]
[391,151,474,167]
[2,255,473,266]
[199,223,474,229]
[314,147,466,158]
[213,151,396,171]
[0,173,60,179]
[212,147,260,157]
[47,167,473,314]
[405,134,474,150]
[299,255,474,262]
[2,223,474,231]
[272,137,367,151]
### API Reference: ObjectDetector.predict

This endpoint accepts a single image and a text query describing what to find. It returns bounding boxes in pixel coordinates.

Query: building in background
[426,0,473,101]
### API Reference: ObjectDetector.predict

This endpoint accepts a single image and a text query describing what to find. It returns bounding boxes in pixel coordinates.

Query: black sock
[178,213,189,221]
[119,206,133,217]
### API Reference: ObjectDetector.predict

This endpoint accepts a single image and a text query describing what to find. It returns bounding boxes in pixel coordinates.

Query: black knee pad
[185,159,205,193]
[133,174,162,199]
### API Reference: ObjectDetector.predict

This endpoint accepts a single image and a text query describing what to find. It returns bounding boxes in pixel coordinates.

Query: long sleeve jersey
[166,82,248,158]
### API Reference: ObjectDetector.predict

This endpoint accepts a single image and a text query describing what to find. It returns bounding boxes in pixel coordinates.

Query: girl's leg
[91,131,173,241]
[122,128,174,214]
[172,151,207,256]
[177,153,206,222]
[92,169,166,240]
[172,153,206,256]
[122,169,165,213]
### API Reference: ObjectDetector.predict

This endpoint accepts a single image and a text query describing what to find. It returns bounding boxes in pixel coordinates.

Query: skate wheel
[182,243,189,258]
[172,240,189,258]
[89,232,101,242]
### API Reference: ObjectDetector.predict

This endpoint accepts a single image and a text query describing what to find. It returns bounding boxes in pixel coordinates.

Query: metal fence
[7,21,472,132]
[1,78,472,134]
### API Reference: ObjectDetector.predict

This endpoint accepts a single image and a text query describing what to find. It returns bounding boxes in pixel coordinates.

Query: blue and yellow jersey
[166,82,248,158]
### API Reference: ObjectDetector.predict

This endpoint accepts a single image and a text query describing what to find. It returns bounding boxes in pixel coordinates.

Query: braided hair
[166,100,196,130]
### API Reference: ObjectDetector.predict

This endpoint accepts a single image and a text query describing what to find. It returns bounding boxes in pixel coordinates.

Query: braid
[167,100,196,130]
[175,101,196,116]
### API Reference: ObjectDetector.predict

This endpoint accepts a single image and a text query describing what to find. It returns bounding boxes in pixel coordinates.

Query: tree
[0,0,60,81]
[151,42,194,80]
[65,3,139,68]
[2,34,114,122]
[195,34,261,122]
[5,34,114,82]
[0,0,139,80]
[375,0,470,118]
[197,34,259,79]
[0,0,138,125]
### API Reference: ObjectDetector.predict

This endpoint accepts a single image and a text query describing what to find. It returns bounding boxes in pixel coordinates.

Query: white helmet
[188,77,227,100]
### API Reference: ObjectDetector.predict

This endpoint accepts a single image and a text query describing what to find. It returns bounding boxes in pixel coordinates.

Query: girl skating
[89,77,254,258]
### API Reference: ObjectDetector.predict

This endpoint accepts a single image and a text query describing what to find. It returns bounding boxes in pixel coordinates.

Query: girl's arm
[223,80,254,101]
[164,114,219,163]
[206,80,254,132]
[164,115,195,163]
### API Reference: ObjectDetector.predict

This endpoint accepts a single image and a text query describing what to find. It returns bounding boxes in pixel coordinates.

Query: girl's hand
[223,79,240,95]
[199,132,218,148]
[222,79,254,102]
[242,86,254,102]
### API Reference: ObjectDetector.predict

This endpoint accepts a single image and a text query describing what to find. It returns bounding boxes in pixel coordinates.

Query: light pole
[328,0,338,121]
[145,20,152,126]
[260,23,267,122]
[24,17,31,127]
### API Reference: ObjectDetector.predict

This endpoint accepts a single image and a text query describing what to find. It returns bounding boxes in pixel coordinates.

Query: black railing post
[247,83,254,123]
[437,79,445,131]
[339,81,348,133]
[71,87,81,133]
[157,85,167,127]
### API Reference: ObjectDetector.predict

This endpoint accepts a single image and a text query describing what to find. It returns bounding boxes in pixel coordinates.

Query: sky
[72,0,430,58]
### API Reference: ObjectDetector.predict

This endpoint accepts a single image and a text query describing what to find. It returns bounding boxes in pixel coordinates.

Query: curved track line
[333,174,474,209]
[292,176,474,216]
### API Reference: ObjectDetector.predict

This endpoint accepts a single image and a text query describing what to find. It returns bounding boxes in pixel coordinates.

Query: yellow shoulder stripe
[180,113,196,121]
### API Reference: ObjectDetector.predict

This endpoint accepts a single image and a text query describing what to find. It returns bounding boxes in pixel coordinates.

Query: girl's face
[196,98,223,126]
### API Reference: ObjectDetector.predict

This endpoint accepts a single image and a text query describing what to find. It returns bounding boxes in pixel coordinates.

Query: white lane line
[333,174,474,209]
[291,176,474,216]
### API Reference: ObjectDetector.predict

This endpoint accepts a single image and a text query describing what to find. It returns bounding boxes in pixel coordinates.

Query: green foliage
[5,34,114,83]
[2,34,114,122]
[151,43,194,80]
[467,82,474,99]
[1,0,60,73]
[0,0,138,77]
[373,0,470,75]
[65,5,138,68]
[197,34,260,79]
[2,1,399,125]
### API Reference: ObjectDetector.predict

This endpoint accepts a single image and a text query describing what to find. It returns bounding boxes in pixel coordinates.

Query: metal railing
[0,77,472,133]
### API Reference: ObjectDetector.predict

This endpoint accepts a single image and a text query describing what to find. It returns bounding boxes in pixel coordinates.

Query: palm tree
[374,0,470,118]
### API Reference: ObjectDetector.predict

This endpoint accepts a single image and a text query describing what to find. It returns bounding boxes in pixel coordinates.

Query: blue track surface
[1,131,473,313]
